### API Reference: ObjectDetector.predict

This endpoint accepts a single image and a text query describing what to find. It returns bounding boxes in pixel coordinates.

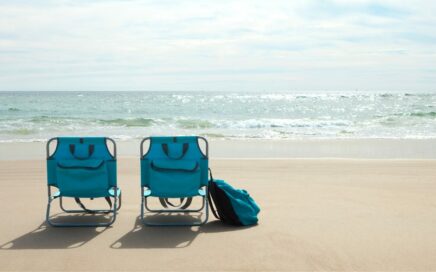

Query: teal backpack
[208,172,260,226]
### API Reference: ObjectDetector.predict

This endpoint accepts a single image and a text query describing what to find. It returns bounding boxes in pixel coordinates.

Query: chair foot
[46,195,118,227]
[140,195,209,227]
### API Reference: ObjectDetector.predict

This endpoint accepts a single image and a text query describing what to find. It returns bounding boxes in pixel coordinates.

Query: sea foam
[0,91,435,142]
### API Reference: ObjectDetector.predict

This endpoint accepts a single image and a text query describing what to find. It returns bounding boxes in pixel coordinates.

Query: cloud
[0,0,435,91]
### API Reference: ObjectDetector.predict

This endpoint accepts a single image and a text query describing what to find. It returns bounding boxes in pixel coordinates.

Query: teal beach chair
[46,137,121,227]
[140,136,209,226]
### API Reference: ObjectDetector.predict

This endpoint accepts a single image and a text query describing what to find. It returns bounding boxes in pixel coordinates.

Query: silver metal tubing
[141,198,208,227]
[46,137,58,159]
[106,137,117,159]
[139,136,209,226]
[140,137,151,158]
[46,186,119,227]
[197,136,209,158]
[140,187,209,226]
[59,193,122,213]
[143,195,206,213]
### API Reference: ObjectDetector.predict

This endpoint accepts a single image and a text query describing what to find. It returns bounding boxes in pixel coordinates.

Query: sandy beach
[1,155,436,271]
[2,0,436,270]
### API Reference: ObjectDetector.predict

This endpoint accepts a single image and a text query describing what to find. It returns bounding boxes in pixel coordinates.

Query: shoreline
[1,138,436,160]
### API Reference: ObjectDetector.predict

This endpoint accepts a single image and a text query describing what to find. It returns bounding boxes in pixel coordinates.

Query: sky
[0,0,435,92]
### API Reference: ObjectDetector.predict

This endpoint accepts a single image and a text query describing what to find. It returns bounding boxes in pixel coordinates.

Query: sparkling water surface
[0,91,435,142]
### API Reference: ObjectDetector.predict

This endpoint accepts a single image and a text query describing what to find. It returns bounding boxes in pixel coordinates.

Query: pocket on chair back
[56,159,109,197]
[149,159,201,197]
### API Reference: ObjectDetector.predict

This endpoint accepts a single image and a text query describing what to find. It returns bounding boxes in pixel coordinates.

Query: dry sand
[1,158,436,271]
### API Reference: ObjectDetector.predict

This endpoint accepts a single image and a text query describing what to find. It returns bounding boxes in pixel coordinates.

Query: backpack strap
[208,168,221,220]
[180,198,193,209]
[159,197,193,209]
[74,197,112,214]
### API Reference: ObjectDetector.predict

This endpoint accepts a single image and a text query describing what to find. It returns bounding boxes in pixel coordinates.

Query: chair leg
[59,191,122,213]
[141,195,208,227]
[46,194,118,228]
[145,196,206,213]
[144,193,206,213]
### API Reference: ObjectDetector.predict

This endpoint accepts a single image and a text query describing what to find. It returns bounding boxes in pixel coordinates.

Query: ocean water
[0,91,435,142]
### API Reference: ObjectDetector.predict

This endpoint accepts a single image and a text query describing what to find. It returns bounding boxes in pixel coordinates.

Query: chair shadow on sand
[110,215,253,249]
[0,214,255,250]
[0,213,111,250]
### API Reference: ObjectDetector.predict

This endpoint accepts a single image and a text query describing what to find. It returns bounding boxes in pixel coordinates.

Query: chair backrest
[141,136,208,197]
[46,137,117,196]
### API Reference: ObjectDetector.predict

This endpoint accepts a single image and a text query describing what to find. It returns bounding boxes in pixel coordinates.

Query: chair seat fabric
[46,137,120,227]
[141,136,208,198]
[47,137,117,198]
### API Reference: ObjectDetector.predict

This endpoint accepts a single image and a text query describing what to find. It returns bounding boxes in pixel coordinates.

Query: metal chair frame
[45,137,121,227]
[140,137,209,226]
